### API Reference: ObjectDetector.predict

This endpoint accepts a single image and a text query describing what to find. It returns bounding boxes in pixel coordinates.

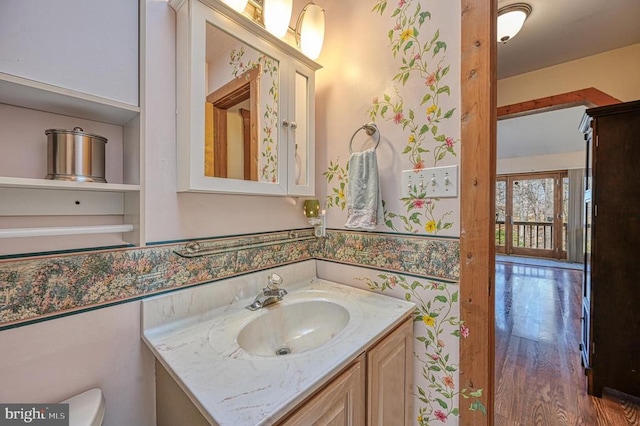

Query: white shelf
[0,72,139,126]
[0,176,140,192]
[0,224,135,239]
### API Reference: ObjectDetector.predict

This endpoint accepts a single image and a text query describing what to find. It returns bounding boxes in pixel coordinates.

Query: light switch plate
[401,165,458,198]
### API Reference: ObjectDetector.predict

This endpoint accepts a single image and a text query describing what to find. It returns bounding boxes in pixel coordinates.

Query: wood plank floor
[494,258,640,425]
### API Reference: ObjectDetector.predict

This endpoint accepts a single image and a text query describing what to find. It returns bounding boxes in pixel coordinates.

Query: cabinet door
[0,0,138,105]
[286,59,316,196]
[280,355,365,426]
[581,186,593,374]
[367,318,414,426]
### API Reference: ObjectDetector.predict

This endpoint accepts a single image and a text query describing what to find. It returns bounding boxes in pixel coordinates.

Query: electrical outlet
[401,165,458,198]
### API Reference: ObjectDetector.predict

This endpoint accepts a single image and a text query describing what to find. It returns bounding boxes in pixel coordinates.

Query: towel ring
[349,123,380,154]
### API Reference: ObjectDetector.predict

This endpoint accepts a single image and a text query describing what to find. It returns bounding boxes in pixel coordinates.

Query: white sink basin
[236,300,350,357]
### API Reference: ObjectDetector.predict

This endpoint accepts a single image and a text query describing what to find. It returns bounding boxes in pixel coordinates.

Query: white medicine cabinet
[171,0,319,196]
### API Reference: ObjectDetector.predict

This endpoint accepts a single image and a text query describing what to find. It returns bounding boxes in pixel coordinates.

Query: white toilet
[60,388,105,426]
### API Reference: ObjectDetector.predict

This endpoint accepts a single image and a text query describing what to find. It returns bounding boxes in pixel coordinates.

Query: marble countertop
[141,261,414,425]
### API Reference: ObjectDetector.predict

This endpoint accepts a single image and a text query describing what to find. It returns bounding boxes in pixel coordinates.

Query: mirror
[204,21,280,183]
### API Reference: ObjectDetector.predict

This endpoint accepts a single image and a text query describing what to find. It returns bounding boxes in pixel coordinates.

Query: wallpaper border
[0,229,460,329]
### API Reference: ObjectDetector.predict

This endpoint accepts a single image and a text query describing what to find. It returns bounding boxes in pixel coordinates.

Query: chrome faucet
[246,273,287,311]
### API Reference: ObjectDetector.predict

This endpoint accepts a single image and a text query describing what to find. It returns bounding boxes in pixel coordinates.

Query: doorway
[496,171,568,260]
[457,14,624,412]
[458,0,628,420]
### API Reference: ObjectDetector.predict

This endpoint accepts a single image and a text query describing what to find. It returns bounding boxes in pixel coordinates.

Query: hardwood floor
[494,258,640,425]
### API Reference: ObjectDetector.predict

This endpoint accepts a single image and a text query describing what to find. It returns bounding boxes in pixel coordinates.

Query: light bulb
[264,0,293,39]
[299,4,325,60]
[497,4,531,44]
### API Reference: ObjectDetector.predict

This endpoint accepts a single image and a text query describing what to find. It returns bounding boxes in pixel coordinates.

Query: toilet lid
[61,388,105,426]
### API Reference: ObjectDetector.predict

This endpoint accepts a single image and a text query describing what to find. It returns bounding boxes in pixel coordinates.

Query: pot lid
[45,127,108,143]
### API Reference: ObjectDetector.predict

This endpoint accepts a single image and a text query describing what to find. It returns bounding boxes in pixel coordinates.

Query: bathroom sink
[236,300,350,357]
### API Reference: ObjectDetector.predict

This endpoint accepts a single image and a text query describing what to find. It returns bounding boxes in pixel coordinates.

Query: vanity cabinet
[155,316,414,426]
[0,0,143,253]
[579,100,640,398]
[171,0,319,196]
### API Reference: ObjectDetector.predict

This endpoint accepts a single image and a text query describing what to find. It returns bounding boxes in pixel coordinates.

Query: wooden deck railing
[495,220,568,250]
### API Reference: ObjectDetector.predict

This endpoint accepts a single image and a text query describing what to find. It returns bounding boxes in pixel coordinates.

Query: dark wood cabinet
[579,100,640,398]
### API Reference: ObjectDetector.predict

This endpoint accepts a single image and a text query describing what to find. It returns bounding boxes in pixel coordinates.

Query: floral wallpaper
[323,0,459,236]
[322,230,459,282]
[318,0,471,423]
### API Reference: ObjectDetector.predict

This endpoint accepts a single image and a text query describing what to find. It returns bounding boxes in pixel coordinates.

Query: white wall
[0,301,156,426]
[498,43,640,107]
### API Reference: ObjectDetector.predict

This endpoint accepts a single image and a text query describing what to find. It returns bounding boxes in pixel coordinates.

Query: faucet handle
[267,273,283,290]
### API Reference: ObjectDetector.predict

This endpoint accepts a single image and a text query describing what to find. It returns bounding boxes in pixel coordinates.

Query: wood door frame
[460,1,497,423]
[459,3,621,424]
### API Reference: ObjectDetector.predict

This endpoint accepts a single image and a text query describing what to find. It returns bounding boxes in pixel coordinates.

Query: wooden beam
[497,87,621,120]
[460,0,496,424]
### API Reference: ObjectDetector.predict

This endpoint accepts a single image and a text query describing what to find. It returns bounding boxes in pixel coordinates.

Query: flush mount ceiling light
[221,0,249,13]
[264,0,293,38]
[497,3,532,44]
[295,2,325,60]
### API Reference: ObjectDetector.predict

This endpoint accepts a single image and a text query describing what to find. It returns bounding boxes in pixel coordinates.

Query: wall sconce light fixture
[303,199,325,237]
[264,0,293,38]
[497,3,531,44]
[294,2,325,60]
[221,0,250,13]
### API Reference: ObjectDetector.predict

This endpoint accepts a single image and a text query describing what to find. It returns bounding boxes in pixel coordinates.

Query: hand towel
[345,148,383,230]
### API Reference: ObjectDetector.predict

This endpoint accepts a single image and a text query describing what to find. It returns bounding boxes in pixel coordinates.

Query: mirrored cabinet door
[172,0,320,196]
[204,22,281,184]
